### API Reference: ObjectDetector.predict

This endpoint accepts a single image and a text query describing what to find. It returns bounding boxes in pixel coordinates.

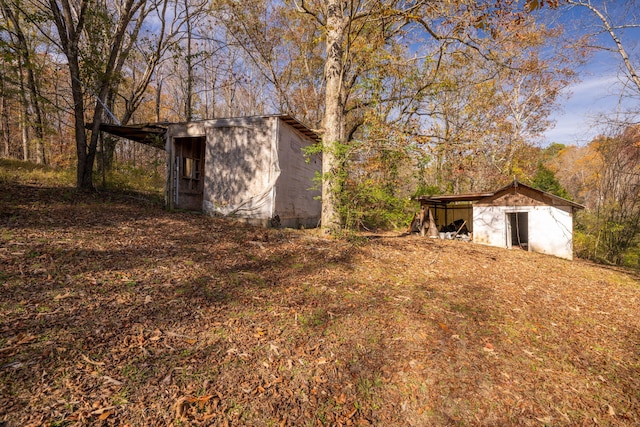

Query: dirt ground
[1,182,639,426]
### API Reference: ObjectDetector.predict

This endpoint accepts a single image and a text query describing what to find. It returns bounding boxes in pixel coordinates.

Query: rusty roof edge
[417,180,586,210]
[104,114,321,143]
[416,192,494,202]
[273,114,321,142]
[498,180,586,210]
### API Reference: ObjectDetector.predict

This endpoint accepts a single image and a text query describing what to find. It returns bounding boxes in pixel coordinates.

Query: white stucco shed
[165,115,322,228]
[472,181,584,260]
[418,181,584,260]
[96,115,321,228]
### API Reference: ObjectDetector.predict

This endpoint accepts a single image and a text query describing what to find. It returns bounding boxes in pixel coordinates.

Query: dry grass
[0,176,639,426]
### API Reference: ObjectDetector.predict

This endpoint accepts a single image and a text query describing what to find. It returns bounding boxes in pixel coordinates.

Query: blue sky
[542,2,640,146]
[544,54,631,145]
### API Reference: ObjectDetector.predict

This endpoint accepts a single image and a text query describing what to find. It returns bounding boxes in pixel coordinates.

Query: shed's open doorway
[174,137,205,210]
[507,212,529,250]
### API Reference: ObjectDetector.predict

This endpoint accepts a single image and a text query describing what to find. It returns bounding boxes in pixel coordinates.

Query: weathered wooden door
[174,137,205,210]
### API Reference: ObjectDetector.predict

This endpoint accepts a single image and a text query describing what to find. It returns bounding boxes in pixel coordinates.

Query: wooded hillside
[1,172,639,426]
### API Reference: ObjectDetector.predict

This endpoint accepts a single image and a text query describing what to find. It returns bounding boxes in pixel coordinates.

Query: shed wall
[473,205,574,260]
[166,116,321,227]
[273,120,321,228]
[202,117,276,223]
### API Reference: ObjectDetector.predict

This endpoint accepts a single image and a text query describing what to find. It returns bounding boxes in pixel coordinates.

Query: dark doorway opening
[507,212,529,250]
[174,137,205,210]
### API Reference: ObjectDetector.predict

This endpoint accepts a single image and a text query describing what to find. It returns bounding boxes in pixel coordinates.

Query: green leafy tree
[530,163,571,199]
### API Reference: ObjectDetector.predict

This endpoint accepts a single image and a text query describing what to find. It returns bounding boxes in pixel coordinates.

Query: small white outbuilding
[98,114,322,228]
[418,180,585,260]
[164,115,322,228]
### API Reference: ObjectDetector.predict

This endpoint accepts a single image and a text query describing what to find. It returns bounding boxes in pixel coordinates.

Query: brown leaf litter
[1,182,639,426]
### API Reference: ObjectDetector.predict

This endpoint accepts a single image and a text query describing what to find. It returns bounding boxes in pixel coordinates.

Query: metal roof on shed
[418,180,584,210]
[95,114,319,149]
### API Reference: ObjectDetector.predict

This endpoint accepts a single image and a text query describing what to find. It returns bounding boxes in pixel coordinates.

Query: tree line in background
[1,0,639,266]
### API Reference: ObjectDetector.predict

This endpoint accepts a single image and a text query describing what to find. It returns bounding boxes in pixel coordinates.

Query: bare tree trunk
[321,0,347,231]
[0,56,15,159]
[569,0,640,94]
[0,77,9,157]
[156,74,163,123]
[18,93,29,161]
[99,91,118,171]
[71,64,91,189]
[86,0,147,184]
[184,0,194,121]
[24,49,46,165]
[53,70,67,163]
[28,74,46,165]
[50,0,149,189]
[13,52,31,162]
[48,0,91,187]
[1,0,46,164]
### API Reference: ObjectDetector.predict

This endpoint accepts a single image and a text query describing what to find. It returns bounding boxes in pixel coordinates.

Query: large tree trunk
[183,0,194,121]
[50,0,147,189]
[321,0,347,232]
[86,0,147,186]
[0,72,9,157]
[49,0,91,188]
[17,61,30,161]
[70,58,91,189]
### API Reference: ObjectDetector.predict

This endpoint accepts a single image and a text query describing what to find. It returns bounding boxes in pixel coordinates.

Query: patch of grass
[121,363,148,382]
[111,388,130,405]
[0,159,75,186]
[299,308,329,328]
[238,271,265,287]
[102,161,165,196]
[356,374,383,400]
[9,303,26,314]
[50,419,73,427]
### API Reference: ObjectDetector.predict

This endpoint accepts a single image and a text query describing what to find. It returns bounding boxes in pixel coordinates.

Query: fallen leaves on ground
[1,182,639,426]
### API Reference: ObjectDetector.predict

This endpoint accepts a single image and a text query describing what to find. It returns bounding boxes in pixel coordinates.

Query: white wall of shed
[273,119,322,228]
[473,205,574,260]
[201,117,277,222]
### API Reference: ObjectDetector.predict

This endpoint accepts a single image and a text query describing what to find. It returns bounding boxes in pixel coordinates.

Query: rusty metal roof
[98,123,167,149]
[95,114,320,148]
[275,114,321,142]
[418,180,585,209]
[417,192,493,203]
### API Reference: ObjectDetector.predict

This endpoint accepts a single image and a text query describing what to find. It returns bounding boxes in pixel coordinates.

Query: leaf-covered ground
[1,180,639,426]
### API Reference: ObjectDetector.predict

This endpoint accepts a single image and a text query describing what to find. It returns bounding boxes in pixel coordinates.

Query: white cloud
[544,74,629,145]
